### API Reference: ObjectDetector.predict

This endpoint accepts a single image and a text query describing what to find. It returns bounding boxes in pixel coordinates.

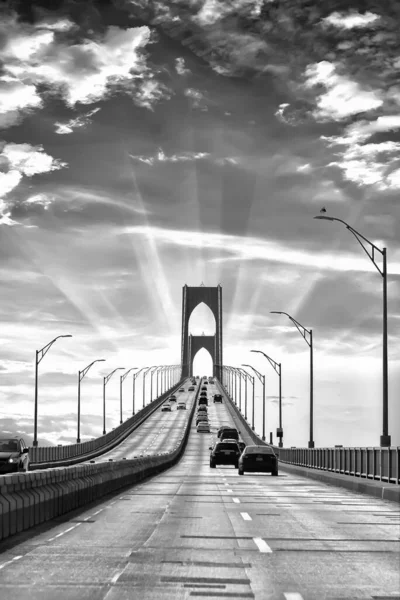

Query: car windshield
[245,446,275,455]
[0,440,19,451]
[217,443,237,450]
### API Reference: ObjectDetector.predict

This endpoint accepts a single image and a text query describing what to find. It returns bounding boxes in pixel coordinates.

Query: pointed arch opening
[188,302,216,336]
[192,347,213,377]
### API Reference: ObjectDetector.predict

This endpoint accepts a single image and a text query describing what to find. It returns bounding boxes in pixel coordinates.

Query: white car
[177,402,186,410]
[161,404,172,412]
[197,422,210,433]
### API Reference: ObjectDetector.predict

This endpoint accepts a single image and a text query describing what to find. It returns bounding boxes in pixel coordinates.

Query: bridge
[0,285,399,600]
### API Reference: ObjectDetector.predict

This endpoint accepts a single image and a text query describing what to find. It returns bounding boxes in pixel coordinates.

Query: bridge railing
[29,378,187,466]
[279,447,400,485]
[218,379,399,485]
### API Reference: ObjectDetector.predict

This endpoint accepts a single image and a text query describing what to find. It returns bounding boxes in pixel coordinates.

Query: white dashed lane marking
[241,512,252,521]
[253,537,272,553]
[233,498,240,504]
[284,594,304,600]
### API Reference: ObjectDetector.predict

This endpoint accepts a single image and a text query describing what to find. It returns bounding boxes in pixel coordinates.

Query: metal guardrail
[279,447,400,485]
[218,380,399,486]
[29,379,187,465]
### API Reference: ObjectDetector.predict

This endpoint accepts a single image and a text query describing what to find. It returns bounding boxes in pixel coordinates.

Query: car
[197,405,207,413]
[196,376,200,379]
[197,422,210,433]
[238,441,246,454]
[198,398,208,406]
[0,438,30,473]
[196,415,209,424]
[188,386,195,391]
[209,440,241,468]
[168,396,177,402]
[169,394,177,400]
[209,379,214,384]
[179,388,185,392]
[217,425,239,440]
[177,402,186,410]
[200,392,207,397]
[238,445,278,476]
[161,404,172,412]
[201,386,207,391]
[203,381,208,385]
[213,394,223,403]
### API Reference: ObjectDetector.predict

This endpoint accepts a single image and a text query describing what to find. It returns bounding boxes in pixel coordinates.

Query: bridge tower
[181,285,223,380]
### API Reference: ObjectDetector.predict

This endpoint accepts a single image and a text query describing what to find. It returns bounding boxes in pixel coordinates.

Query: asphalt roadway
[0,380,399,599]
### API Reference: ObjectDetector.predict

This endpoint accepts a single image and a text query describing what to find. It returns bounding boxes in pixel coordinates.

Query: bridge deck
[0,380,398,599]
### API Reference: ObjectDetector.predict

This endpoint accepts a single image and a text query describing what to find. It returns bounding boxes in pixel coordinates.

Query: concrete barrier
[0,382,199,541]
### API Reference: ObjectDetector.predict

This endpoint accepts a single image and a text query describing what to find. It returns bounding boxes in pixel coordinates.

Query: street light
[242,363,266,440]
[103,367,124,435]
[142,366,154,407]
[151,366,162,402]
[120,368,137,424]
[237,367,253,424]
[132,367,147,415]
[314,214,390,447]
[271,311,314,448]
[251,350,283,447]
[240,367,255,429]
[33,334,72,447]
[77,358,105,443]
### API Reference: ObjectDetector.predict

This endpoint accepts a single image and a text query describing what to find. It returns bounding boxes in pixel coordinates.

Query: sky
[0,0,399,449]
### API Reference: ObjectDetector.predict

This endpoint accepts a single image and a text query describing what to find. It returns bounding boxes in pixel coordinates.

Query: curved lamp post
[150,366,162,403]
[242,363,266,440]
[132,367,147,415]
[142,366,154,407]
[77,358,106,443]
[271,311,314,448]
[103,367,124,435]
[120,368,137,424]
[251,350,283,447]
[34,334,73,447]
[314,214,390,447]
[237,367,254,425]
[241,366,256,430]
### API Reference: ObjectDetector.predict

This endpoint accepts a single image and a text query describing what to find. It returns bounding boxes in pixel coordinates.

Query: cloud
[175,57,190,76]
[54,107,101,135]
[118,225,400,276]
[322,11,380,30]
[0,12,165,128]
[0,143,67,224]
[184,88,208,110]
[129,147,210,166]
[321,116,400,189]
[304,61,383,121]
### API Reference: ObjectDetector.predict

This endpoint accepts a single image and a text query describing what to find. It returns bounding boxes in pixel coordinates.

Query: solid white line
[241,512,252,521]
[233,498,240,504]
[253,537,272,553]
[0,556,22,570]
[284,594,304,600]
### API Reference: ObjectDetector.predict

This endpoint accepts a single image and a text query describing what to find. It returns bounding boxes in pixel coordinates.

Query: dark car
[203,381,208,385]
[198,397,208,406]
[201,386,207,391]
[238,445,278,476]
[209,440,240,468]
[238,441,246,454]
[218,427,239,441]
[197,405,207,413]
[196,415,209,426]
[0,438,30,473]
[213,394,223,403]
[188,386,195,391]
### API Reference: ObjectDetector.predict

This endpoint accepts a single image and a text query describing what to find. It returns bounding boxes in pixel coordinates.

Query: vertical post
[77,373,81,443]
[150,369,153,403]
[132,373,136,415]
[262,375,266,441]
[239,373,242,412]
[234,372,237,405]
[120,375,123,424]
[252,377,255,430]
[279,364,283,448]
[33,350,39,447]
[103,377,106,435]
[143,372,146,408]
[244,375,248,420]
[309,330,314,448]
[381,248,390,446]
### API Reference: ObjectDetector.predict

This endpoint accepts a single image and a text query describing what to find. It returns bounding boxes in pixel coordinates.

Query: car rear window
[245,446,275,455]
[217,443,238,450]
[0,440,19,451]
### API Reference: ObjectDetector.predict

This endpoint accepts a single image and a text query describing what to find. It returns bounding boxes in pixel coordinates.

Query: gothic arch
[181,285,223,379]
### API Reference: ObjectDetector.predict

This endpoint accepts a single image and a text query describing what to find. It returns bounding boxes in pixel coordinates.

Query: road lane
[0,378,398,599]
